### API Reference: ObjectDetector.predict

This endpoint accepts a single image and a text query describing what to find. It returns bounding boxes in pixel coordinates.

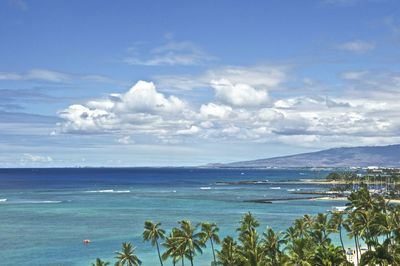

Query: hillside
[210,144,400,168]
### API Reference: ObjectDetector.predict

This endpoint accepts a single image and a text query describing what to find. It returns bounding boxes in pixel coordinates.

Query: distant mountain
[210,144,400,168]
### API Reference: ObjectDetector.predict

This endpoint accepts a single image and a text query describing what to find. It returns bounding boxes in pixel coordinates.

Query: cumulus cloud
[113,81,186,114]
[211,79,269,107]
[155,65,287,92]
[58,67,400,148]
[200,103,232,119]
[336,40,375,53]
[176,125,201,135]
[59,81,193,136]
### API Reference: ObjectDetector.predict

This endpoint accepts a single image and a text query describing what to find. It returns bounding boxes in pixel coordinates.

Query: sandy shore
[298,179,385,185]
[313,196,400,204]
[312,196,348,201]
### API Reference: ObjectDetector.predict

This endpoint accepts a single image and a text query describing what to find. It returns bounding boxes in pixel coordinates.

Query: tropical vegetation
[92,186,400,265]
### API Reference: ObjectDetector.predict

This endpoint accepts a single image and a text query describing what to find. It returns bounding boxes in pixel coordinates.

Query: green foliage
[143,220,165,266]
[92,188,400,266]
[201,222,220,265]
[91,258,110,266]
[114,242,142,266]
[217,236,244,266]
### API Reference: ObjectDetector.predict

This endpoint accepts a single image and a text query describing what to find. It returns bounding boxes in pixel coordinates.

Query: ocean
[0,168,345,265]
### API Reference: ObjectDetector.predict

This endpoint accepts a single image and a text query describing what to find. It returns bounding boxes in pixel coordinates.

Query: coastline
[313,196,400,204]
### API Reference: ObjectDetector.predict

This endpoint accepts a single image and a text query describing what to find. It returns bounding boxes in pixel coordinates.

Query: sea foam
[11,200,62,204]
[86,189,130,193]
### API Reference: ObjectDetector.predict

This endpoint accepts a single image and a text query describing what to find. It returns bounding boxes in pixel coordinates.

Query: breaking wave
[86,189,131,193]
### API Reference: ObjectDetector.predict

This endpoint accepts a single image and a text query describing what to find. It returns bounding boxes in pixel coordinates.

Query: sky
[1,0,400,167]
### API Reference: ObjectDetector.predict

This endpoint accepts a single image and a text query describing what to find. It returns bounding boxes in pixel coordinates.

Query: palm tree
[217,236,244,266]
[239,227,263,265]
[173,220,205,266]
[237,212,263,265]
[238,212,260,236]
[284,238,313,266]
[115,242,142,266]
[360,241,394,266]
[284,226,298,244]
[312,244,347,266]
[329,211,346,254]
[143,220,166,266]
[161,228,184,266]
[343,211,360,265]
[294,218,309,238]
[261,227,285,266]
[311,213,332,249]
[162,229,183,266]
[200,222,220,265]
[91,258,110,266]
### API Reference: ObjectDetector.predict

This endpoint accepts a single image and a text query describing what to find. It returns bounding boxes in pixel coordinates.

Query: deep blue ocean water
[0,168,346,266]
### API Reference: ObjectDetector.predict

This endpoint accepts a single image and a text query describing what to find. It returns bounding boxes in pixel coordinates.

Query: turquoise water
[0,168,346,265]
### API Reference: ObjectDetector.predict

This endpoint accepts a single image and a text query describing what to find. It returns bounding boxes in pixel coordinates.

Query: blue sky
[1,0,400,167]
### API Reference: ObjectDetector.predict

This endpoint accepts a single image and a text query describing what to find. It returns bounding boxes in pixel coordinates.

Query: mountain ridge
[209,144,400,168]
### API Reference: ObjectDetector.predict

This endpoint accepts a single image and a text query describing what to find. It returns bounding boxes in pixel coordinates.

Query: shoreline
[216,178,397,185]
[314,196,400,204]
[216,179,360,185]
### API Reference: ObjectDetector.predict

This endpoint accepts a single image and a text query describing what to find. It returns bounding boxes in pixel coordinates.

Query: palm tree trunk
[210,239,216,265]
[155,240,163,266]
[355,235,359,265]
[189,249,194,266]
[339,226,345,254]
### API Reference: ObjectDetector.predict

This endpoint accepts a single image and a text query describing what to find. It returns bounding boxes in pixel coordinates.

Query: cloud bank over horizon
[58,65,400,150]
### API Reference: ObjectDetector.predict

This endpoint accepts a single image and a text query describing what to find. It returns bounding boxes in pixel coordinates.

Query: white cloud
[336,40,375,53]
[22,153,53,162]
[0,69,69,82]
[176,125,201,135]
[340,70,369,80]
[155,65,287,92]
[81,75,114,83]
[211,79,269,107]
[0,69,113,84]
[27,69,70,82]
[207,65,287,89]
[200,103,232,119]
[113,81,186,114]
[117,136,134,144]
[58,67,400,148]
[124,40,216,66]
[59,80,194,137]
